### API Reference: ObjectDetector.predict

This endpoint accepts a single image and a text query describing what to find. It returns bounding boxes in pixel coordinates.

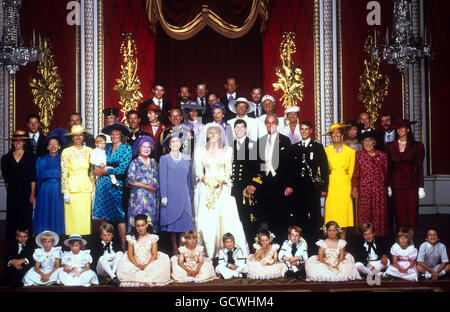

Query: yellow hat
[323,122,351,136]
[64,125,86,136]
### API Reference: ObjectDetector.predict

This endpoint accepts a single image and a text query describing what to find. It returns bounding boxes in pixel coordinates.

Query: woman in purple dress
[126,136,160,232]
[159,130,193,255]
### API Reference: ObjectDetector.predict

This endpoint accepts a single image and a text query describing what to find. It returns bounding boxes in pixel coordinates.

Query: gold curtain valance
[146,0,269,40]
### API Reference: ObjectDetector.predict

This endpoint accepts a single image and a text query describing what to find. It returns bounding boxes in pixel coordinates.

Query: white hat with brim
[229,97,255,115]
[36,231,60,248]
[285,106,300,114]
[64,234,87,247]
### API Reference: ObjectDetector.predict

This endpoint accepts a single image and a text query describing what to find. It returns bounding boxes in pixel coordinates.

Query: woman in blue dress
[126,136,160,232]
[159,130,193,255]
[33,129,66,235]
[93,123,132,251]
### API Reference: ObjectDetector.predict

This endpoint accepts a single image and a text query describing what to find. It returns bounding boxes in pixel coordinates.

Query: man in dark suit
[194,81,209,122]
[148,81,171,125]
[290,121,329,248]
[65,112,96,148]
[25,114,47,157]
[248,85,263,119]
[6,229,35,288]
[220,77,240,122]
[202,91,220,124]
[126,109,150,147]
[178,85,191,107]
[381,113,395,147]
[231,119,260,247]
[357,111,384,150]
[254,115,294,243]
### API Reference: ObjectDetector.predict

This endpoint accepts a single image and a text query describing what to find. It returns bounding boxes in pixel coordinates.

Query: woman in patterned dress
[93,123,132,251]
[126,136,160,232]
[351,131,388,237]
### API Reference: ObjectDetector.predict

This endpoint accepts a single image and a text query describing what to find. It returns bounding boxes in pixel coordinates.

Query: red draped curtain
[154,0,263,105]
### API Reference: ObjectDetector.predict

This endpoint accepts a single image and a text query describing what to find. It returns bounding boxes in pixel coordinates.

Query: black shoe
[284,270,295,278]
[294,271,306,280]
[418,273,426,281]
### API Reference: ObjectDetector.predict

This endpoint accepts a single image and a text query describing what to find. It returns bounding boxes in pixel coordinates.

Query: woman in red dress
[351,132,388,236]
[385,119,425,232]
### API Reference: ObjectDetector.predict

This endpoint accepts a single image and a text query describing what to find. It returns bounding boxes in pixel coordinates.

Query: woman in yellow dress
[324,123,355,239]
[61,125,94,235]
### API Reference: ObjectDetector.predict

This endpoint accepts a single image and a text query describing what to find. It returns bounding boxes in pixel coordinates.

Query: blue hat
[161,129,190,146]
[181,101,205,112]
[101,122,131,136]
[132,135,156,157]
[210,102,226,112]
[43,127,67,147]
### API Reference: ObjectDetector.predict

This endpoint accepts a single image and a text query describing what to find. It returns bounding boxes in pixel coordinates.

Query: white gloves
[419,187,426,199]
[387,187,392,198]
[161,197,168,207]
[63,193,71,204]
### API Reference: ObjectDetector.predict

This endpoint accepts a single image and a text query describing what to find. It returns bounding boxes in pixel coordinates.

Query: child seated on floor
[279,226,308,279]
[354,223,390,277]
[383,227,418,282]
[247,230,287,279]
[116,214,171,287]
[215,232,248,279]
[417,228,450,280]
[58,234,99,287]
[23,231,62,286]
[91,223,124,285]
[171,230,216,283]
[6,229,35,288]
[305,221,361,282]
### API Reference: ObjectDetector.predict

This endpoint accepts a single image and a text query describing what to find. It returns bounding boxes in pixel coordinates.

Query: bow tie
[227,250,235,265]
[364,241,376,253]
[103,242,111,253]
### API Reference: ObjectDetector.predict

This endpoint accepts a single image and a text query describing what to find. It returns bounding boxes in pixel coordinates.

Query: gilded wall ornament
[29,37,62,136]
[273,32,304,110]
[114,33,143,126]
[358,31,389,128]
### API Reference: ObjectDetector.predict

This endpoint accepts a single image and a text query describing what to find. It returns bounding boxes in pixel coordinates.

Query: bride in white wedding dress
[192,123,249,258]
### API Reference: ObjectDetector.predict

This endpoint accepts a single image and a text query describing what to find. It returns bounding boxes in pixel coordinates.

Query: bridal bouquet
[204,175,231,210]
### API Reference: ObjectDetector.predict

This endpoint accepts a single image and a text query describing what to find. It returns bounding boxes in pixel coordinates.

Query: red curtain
[161,0,253,26]
[15,0,77,131]
[341,0,402,127]
[429,0,450,174]
[262,0,315,134]
[155,23,262,106]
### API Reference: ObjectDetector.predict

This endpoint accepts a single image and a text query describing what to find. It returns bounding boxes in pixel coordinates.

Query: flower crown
[132,215,153,227]
[321,224,342,234]
[254,232,275,245]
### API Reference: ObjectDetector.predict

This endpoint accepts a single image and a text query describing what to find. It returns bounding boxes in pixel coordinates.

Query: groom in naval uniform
[231,119,260,250]
[291,121,329,250]
[254,114,294,244]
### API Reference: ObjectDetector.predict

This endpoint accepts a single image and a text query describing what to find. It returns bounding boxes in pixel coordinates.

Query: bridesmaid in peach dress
[117,214,171,287]
[171,230,216,283]
[247,231,288,279]
[305,221,361,282]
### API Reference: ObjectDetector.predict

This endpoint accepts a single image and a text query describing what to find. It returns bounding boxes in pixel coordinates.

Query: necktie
[158,100,162,108]
[201,98,205,107]
[268,136,272,146]
[291,243,297,256]
[229,95,234,102]
[227,250,235,265]
[32,134,37,149]
[103,242,111,253]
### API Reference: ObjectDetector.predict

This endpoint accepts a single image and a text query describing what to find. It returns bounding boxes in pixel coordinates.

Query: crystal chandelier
[0,0,42,74]
[372,0,432,74]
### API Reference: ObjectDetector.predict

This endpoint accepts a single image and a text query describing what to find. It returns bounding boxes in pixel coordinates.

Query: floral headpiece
[321,224,342,234]
[132,215,153,228]
[254,232,275,245]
